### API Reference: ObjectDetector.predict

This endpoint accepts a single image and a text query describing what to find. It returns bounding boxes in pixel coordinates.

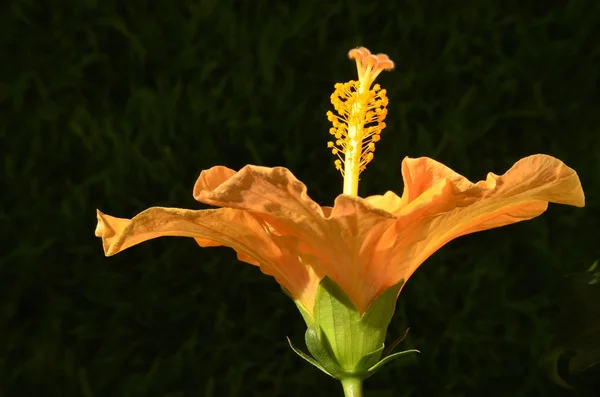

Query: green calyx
[287,277,420,381]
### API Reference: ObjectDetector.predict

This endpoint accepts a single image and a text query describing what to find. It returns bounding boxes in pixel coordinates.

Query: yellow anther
[326,47,394,196]
[334,159,344,174]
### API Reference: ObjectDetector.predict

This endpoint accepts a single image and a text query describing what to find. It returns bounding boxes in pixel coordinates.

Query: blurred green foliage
[542,261,600,392]
[1,0,599,396]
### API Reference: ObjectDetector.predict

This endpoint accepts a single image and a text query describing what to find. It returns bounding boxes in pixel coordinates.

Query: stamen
[326,47,394,196]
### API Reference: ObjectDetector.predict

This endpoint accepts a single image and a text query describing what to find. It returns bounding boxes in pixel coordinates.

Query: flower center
[327,47,394,196]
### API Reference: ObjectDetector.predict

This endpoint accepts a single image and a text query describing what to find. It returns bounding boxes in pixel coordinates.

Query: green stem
[341,378,363,397]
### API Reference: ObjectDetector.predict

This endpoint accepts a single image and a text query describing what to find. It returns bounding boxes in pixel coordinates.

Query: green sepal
[353,344,385,376]
[294,301,315,328]
[286,336,335,378]
[360,279,405,341]
[313,277,405,372]
[382,327,411,357]
[287,276,419,382]
[366,349,421,376]
[353,330,420,379]
[304,326,346,378]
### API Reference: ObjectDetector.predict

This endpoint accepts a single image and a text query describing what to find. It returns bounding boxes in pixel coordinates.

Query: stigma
[326,47,394,196]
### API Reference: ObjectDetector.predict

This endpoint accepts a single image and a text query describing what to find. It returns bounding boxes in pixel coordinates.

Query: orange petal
[193,165,326,219]
[324,195,398,311]
[193,165,332,274]
[194,165,237,193]
[194,165,401,313]
[367,154,584,293]
[95,207,321,312]
[364,190,405,213]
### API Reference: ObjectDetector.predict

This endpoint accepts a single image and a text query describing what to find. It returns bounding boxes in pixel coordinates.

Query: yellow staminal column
[327,47,394,196]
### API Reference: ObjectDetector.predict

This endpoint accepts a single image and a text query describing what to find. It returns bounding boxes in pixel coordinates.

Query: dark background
[1,0,599,396]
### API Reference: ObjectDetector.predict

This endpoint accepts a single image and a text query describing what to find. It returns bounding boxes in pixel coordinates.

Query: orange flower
[96,154,584,315]
[95,47,584,318]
